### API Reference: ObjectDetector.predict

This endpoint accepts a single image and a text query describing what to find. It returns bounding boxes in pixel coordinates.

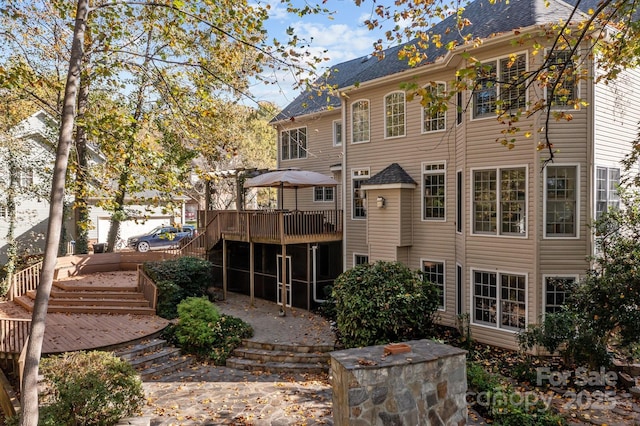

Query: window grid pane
[545,277,574,314]
[500,168,526,235]
[385,93,405,137]
[354,254,369,265]
[280,128,307,160]
[546,166,576,236]
[423,83,446,132]
[423,261,445,309]
[424,164,446,220]
[500,274,526,330]
[352,101,370,143]
[473,170,497,233]
[473,271,497,325]
[352,170,369,219]
[500,55,526,111]
[474,62,497,117]
[548,50,577,106]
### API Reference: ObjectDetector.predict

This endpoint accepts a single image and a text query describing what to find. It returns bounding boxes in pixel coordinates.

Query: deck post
[281,244,287,316]
[249,241,255,307]
[222,239,227,300]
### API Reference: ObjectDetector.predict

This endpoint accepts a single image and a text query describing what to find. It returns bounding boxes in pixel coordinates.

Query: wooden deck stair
[13,279,155,315]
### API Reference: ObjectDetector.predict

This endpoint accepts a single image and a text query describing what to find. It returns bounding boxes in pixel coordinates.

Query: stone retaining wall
[331,339,467,425]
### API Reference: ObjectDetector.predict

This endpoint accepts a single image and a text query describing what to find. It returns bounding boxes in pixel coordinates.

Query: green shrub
[172,297,253,364]
[143,256,213,319]
[332,261,440,348]
[34,351,144,426]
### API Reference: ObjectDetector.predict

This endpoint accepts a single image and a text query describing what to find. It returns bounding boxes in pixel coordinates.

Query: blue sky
[251,0,396,106]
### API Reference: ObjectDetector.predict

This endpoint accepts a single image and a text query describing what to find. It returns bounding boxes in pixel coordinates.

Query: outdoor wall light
[376,196,386,208]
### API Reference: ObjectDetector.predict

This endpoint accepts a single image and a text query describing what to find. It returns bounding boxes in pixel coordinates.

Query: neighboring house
[0,111,196,264]
[265,0,640,349]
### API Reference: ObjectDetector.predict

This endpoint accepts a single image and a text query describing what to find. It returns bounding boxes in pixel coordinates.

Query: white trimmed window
[314,186,334,202]
[0,204,7,219]
[354,254,369,265]
[544,276,576,314]
[280,127,307,160]
[473,53,527,118]
[422,163,446,220]
[546,50,577,107]
[473,270,526,331]
[385,92,406,138]
[545,165,578,237]
[352,169,369,219]
[422,260,445,310]
[596,166,620,219]
[333,120,342,146]
[472,167,526,236]
[19,169,34,187]
[352,100,370,143]
[423,83,446,132]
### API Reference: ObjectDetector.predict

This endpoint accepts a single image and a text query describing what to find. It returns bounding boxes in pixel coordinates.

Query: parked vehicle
[127,226,194,252]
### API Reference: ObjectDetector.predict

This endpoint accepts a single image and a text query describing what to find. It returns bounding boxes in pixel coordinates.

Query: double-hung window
[280,127,307,160]
[544,276,576,314]
[596,166,620,219]
[385,92,405,138]
[423,163,446,220]
[352,169,369,219]
[545,165,578,237]
[473,270,526,331]
[472,167,526,236]
[547,50,577,107]
[314,186,334,202]
[422,83,446,132]
[352,100,370,143]
[473,54,527,118]
[422,260,445,310]
[19,169,34,187]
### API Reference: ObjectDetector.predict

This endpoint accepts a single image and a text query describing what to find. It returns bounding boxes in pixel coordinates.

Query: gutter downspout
[341,95,347,272]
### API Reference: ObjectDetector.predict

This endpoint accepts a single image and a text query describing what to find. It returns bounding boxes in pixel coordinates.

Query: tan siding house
[270,0,640,348]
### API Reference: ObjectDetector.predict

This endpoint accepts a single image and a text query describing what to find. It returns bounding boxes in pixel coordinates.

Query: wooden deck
[0,270,169,355]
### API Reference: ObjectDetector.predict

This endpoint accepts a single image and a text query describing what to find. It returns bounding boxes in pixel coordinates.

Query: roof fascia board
[361,183,417,190]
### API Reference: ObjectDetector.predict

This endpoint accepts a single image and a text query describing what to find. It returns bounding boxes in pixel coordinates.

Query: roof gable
[362,163,417,187]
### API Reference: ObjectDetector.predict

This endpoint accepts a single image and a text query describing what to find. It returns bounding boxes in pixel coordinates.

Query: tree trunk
[19,1,88,424]
[73,73,91,254]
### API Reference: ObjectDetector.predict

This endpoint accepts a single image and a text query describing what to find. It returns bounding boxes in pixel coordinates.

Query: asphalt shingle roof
[272,0,602,122]
[363,163,417,186]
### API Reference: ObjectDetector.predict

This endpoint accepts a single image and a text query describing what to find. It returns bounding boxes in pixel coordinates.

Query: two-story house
[267,0,640,349]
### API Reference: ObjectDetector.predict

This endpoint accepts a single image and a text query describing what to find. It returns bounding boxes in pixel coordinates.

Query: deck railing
[8,262,43,301]
[0,318,31,355]
[172,212,221,259]
[136,265,158,310]
[215,209,343,243]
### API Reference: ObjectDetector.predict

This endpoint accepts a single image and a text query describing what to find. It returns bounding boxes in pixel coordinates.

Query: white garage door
[96,216,172,243]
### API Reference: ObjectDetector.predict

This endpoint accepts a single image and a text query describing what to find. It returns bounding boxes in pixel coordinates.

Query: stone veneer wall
[331,339,467,425]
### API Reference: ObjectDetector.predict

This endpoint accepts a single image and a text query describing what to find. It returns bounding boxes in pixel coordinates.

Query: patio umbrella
[244,170,338,210]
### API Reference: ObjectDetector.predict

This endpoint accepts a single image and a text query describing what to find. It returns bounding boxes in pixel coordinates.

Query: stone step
[127,347,183,371]
[232,347,330,364]
[241,339,334,354]
[13,296,155,315]
[115,339,168,361]
[138,354,192,381]
[226,356,328,374]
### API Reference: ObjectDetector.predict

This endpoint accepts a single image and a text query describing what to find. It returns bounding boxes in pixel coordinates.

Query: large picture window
[352,169,369,219]
[423,260,445,310]
[596,166,620,219]
[352,100,370,143]
[473,53,526,118]
[473,167,526,236]
[422,83,446,133]
[545,165,577,237]
[280,127,307,160]
[385,92,405,138]
[423,163,446,220]
[473,270,526,331]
